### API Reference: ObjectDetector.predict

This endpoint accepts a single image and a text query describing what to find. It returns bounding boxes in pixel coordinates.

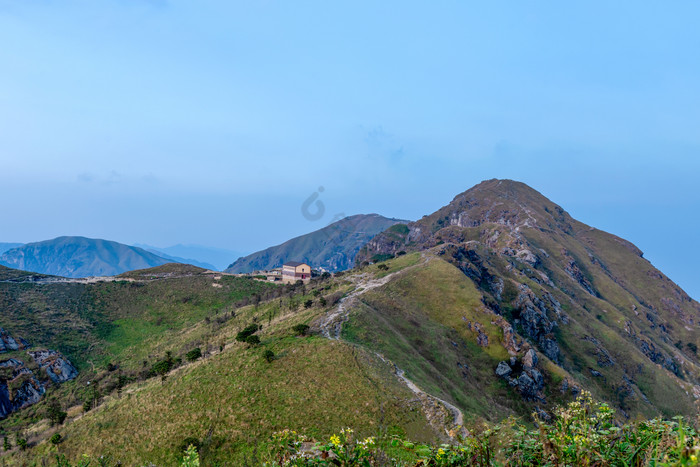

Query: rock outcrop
[0,328,29,353]
[0,359,46,419]
[495,349,546,401]
[0,347,78,419]
[29,350,79,384]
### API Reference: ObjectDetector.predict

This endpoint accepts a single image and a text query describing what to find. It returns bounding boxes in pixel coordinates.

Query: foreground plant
[265,392,700,466]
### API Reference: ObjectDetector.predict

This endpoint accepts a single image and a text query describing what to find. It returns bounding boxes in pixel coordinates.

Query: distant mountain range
[225,214,409,273]
[0,243,23,255]
[134,247,217,270]
[0,237,172,278]
[133,244,243,271]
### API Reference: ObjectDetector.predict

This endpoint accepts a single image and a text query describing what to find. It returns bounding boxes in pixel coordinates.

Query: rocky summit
[357,179,699,418]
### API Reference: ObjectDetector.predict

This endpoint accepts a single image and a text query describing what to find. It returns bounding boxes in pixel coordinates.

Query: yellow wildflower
[330,435,341,446]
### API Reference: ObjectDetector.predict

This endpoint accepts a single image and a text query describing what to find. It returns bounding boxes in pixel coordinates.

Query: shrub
[150,359,174,378]
[292,324,310,336]
[236,324,260,342]
[50,433,62,445]
[263,349,275,363]
[185,348,202,362]
[16,437,27,451]
[377,263,389,271]
[303,299,313,308]
[3,436,10,451]
[371,254,394,263]
[245,335,261,346]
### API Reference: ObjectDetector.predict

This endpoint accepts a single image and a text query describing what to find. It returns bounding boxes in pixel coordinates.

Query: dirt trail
[319,255,466,436]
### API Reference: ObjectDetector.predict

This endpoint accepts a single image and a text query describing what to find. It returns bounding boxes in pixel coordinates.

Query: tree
[46,398,68,426]
[263,349,275,363]
[292,324,310,336]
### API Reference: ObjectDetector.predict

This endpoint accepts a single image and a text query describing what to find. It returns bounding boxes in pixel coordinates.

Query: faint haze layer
[0,1,698,298]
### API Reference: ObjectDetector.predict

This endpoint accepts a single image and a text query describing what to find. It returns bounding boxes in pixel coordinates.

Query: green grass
[18,333,434,466]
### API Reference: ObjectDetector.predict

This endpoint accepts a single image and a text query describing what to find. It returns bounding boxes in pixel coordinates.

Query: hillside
[226,214,408,273]
[0,237,174,278]
[0,180,698,465]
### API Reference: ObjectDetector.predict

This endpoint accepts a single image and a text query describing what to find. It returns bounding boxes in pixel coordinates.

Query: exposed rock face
[515,285,561,363]
[29,350,79,384]
[0,359,46,419]
[0,349,77,419]
[0,328,29,353]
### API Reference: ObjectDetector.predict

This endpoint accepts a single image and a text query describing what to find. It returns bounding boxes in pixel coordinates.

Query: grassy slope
[11,286,435,466]
[342,256,540,422]
[523,227,699,417]
[0,269,275,370]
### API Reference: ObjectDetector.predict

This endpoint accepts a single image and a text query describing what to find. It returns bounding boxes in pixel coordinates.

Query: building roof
[283,261,307,267]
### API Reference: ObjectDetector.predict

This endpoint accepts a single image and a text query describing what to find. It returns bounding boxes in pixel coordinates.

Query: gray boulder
[495,361,512,378]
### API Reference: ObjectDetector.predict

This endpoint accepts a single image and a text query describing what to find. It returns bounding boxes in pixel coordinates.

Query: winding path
[319,256,467,436]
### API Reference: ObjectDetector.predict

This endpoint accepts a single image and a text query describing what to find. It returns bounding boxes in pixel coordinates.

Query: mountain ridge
[226,213,409,273]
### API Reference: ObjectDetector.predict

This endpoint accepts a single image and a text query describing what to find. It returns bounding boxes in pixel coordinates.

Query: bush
[236,324,260,342]
[303,299,313,308]
[292,324,310,336]
[3,436,10,451]
[150,359,174,378]
[185,348,202,362]
[50,433,62,445]
[377,263,389,271]
[245,335,261,346]
[263,349,275,363]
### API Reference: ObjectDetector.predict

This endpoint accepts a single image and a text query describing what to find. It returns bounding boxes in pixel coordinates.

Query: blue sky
[0,1,699,297]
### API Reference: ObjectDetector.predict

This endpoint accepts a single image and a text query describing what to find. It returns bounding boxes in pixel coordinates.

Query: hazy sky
[1,1,699,298]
